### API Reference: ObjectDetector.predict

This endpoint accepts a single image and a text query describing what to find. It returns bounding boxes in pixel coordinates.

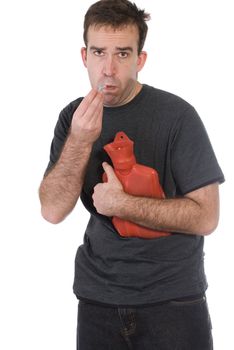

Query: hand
[71,89,104,145]
[92,162,126,216]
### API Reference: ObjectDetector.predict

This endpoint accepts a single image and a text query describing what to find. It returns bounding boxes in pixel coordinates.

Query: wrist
[115,191,132,218]
[68,132,93,150]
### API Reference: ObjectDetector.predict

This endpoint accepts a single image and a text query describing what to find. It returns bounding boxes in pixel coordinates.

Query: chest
[83,108,175,197]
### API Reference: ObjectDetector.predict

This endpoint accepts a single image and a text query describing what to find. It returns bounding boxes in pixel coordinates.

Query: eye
[93,50,105,57]
[118,52,129,58]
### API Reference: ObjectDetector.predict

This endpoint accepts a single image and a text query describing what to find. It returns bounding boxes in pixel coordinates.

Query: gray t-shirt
[46,84,224,306]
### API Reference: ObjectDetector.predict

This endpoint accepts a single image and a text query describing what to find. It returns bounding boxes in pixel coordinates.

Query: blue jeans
[77,294,213,350]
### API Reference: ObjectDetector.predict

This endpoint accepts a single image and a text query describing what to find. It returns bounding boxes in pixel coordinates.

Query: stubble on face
[83,25,146,107]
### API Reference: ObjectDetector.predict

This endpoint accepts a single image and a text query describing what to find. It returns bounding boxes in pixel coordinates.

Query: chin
[103,95,118,107]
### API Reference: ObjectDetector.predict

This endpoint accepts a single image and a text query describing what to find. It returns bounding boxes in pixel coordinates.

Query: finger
[93,183,102,193]
[81,92,104,123]
[89,94,103,118]
[92,186,97,201]
[91,97,104,124]
[80,97,103,134]
[102,162,117,182]
[76,89,99,117]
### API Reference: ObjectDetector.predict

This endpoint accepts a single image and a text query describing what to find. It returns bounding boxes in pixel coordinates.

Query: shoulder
[60,96,83,119]
[143,84,194,115]
[141,85,203,132]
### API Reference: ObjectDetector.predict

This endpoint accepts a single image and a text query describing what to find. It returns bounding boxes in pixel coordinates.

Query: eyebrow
[116,47,133,52]
[89,46,133,52]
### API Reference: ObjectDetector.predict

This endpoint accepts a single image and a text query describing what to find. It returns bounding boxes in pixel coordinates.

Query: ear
[81,47,87,68]
[137,51,147,73]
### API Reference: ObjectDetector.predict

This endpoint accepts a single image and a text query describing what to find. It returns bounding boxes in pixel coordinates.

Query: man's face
[81,24,147,107]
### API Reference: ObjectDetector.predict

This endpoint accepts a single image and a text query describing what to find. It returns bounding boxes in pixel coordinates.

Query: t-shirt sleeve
[44,102,76,175]
[171,106,225,195]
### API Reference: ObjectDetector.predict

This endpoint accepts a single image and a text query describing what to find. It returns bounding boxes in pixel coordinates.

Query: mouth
[105,85,116,89]
[103,85,118,94]
[98,83,117,92]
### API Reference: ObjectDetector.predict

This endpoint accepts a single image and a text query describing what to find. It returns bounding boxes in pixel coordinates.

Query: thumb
[102,162,117,183]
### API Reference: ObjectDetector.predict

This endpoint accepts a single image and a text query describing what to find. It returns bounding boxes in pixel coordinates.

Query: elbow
[199,215,220,236]
[202,225,217,236]
[41,206,65,225]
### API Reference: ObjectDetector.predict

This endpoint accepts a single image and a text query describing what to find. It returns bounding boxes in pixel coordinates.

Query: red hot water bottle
[102,131,171,238]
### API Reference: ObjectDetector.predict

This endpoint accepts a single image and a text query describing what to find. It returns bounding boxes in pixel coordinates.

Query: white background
[0,0,233,349]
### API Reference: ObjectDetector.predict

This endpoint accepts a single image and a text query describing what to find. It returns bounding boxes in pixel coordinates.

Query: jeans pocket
[169,294,206,306]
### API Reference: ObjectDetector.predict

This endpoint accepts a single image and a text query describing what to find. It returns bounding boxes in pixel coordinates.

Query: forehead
[86,24,139,50]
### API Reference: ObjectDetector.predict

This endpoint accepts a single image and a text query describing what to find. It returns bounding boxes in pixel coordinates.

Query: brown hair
[83,0,151,54]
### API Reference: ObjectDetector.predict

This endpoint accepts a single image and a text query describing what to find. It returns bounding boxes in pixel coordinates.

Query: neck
[124,81,142,105]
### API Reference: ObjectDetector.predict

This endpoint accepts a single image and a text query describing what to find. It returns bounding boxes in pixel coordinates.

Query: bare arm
[39,89,104,224]
[93,162,220,236]
[116,182,220,236]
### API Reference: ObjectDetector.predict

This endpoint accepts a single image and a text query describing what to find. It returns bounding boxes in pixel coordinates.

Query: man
[39,0,224,349]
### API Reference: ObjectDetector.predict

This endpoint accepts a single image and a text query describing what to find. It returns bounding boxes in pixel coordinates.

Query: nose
[102,55,116,77]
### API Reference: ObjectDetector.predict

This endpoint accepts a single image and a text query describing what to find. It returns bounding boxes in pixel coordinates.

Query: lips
[97,82,118,93]
[104,85,117,90]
